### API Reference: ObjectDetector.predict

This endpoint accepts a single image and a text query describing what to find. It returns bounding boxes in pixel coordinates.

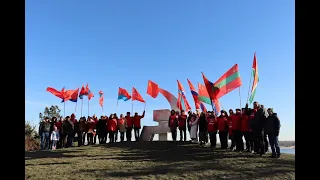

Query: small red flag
[132,87,145,103]
[146,80,159,98]
[99,90,104,107]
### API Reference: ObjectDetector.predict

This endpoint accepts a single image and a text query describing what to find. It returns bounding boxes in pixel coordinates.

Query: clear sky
[26,0,295,141]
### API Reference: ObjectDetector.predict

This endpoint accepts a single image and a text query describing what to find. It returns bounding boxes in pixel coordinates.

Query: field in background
[25,142,295,180]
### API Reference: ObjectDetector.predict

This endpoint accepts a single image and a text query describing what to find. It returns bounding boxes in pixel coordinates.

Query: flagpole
[144,102,146,111]
[81,99,83,117]
[239,87,242,109]
[64,101,66,117]
[247,63,253,105]
[75,101,77,113]
[88,98,90,117]
[131,99,133,115]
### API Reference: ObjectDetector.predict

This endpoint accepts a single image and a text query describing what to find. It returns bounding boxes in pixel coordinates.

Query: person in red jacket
[56,117,63,148]
[86,117,96,145]
[92,115,99,144]
[241,108,252,152]
[107,114,118,143]
[168,110,179,141]
[178,110,187,141]
[228,109,235,150]
[207,111,218,148]
[133,110,145,141]
[232,109,244,151]
[125,112,133,141]
[113,113,119,142]
[218,110,229,149]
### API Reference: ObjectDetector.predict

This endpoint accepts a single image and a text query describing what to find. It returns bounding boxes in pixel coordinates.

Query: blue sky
[26,0,294,141]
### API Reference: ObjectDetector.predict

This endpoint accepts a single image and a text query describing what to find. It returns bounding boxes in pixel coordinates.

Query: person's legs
[78,132,83,147]
[179,129,183,141]
[120,132,125,142]
[264,134,269,152]
[109,131,114,143]
[274,136,281,157]
[126,127,132,141]
[52,140,57,150]
[44,132,50,150]
[258,131,265,155]
[219,132,223,149]
[183,128,187,141]
[268,135,276,157]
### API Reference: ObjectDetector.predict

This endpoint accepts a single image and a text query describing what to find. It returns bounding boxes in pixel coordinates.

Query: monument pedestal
[158,133,168,141]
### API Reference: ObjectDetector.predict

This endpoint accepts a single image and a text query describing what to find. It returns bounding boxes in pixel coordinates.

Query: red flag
[62,88,78,102]
[146,80,159,98]
[88,92,94,100]
[132,87,145,103]
[99,90,104,107]
[46,87,64,99]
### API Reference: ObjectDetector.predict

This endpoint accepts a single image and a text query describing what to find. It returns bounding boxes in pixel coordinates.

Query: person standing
[265,108,281,158]
[133,111,145,141]
[245,101,269,156]
[241,108,252,152]
[118,114,126,142]
[39,117,51,150]
[168,110,179,141]
[207,111,218,148]
[125,112,133,141]
[218,110,229,149]
[50,125,60,150]
[178,110,187,141]
[198,112,208,146]
[190,112,199,143]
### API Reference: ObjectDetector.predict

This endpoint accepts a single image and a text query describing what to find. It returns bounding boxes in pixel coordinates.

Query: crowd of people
[168,101,281,158]
[38,101,281,158]
[38,111,145,150]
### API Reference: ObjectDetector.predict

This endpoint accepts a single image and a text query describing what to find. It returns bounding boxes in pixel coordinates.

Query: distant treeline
[279,141,295,147]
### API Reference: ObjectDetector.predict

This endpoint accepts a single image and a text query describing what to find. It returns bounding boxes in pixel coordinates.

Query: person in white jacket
[189,112,199,143]
[50,125,60,150]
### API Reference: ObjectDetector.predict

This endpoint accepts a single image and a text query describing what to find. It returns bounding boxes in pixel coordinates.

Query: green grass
[25,142,295,180]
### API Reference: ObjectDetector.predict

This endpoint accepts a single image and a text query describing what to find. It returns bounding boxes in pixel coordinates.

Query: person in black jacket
[198,112,208,146]
[245,101,268,156]
[265,108,281,158]
[62,116,74,148]
[39,117,51,150]
[187,111,192,134]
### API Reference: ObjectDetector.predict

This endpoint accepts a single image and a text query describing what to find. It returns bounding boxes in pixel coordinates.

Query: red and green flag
[249,53,259,104]
[202,64,242,101]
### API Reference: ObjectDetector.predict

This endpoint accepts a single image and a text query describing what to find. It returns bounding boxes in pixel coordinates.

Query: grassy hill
[25,142,295,180]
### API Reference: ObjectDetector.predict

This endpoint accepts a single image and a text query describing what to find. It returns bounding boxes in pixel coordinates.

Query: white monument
[140,88,180,141]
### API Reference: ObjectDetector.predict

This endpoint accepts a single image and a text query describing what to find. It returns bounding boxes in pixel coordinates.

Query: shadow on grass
[25,162,71,166]
[78,141,295,179]
[25,149,84,160]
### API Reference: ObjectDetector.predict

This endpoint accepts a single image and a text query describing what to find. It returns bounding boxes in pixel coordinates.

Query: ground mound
[25,141,295,180]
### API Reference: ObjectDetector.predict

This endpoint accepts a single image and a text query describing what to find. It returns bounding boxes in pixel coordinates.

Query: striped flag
[249,53,259,104]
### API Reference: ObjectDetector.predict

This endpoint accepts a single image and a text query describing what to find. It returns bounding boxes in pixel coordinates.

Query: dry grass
[25,141,295,180]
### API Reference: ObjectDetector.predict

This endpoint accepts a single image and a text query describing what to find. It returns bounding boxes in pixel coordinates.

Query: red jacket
[56,121,62,131]
[133,111,145,128]
[178,115,187,128]
[107,118,117,132]
[227,116,233,135]
[125,115,133,128]
[217,116,228,132]
[231,114,242,131]
[207,116,218,132]
[168,115,178,129]
[241,115,250,132]
[87,121,96,133]
[118,118,125,126]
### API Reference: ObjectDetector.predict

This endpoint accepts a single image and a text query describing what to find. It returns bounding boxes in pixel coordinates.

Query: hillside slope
[25,142,295,180]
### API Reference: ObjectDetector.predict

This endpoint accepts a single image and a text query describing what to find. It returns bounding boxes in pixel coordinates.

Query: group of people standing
[168,101,281,158]
[38,111,146,150]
